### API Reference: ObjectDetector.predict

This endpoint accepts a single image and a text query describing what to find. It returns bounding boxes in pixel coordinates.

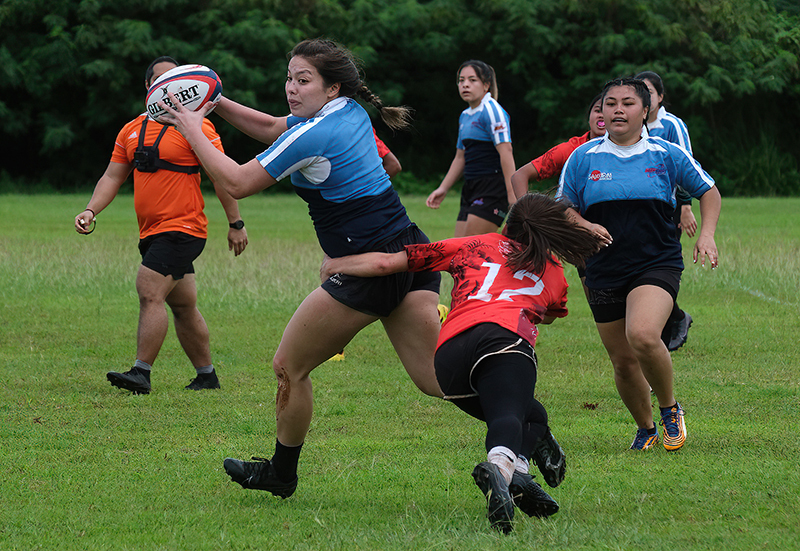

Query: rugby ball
[145,64,222,123]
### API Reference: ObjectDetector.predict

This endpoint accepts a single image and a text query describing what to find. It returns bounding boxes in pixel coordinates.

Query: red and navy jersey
[405,232,569,349]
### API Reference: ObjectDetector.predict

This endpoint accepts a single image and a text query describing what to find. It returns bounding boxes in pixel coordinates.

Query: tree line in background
[1,0,799,196]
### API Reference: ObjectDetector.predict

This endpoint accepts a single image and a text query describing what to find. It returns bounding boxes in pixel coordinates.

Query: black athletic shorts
[457,174,508,227]
[434,323,536,400]
[586,268,681,323]
[322,225,441,317]
[138,231,206,280]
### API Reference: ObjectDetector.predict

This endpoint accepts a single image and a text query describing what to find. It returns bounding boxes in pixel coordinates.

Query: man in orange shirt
[74,56,248,394]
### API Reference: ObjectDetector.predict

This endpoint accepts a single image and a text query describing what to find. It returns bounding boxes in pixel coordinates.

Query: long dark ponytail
[504,193,602,274]
[289,39,412,130]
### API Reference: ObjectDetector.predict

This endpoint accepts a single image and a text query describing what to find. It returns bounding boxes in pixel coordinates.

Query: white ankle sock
[487,446,516,484]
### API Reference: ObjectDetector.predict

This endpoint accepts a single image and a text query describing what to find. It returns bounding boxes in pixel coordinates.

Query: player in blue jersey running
[556,77,721,452]
[161,39,444,498]
[427,60,516,236]
[635,70,697,351]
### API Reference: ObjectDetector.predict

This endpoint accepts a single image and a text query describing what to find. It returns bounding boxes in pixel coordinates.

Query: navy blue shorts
[138,231,205,280]
[322,225,441,317]
[587,268,681,323]
[457,174,508,227]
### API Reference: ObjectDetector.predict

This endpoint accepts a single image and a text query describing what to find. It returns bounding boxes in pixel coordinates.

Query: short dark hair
[145,56,179,87]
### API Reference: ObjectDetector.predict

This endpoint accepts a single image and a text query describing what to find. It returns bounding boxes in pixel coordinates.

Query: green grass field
[1,193,798,550]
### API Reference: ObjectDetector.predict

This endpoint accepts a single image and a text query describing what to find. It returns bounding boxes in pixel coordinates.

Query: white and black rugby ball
[145,64,222,123]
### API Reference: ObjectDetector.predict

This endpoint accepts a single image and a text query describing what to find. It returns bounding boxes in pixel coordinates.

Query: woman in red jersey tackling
[322,193,602,534]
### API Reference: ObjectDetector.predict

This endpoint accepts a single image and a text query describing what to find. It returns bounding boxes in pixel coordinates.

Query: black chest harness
[133,117,200,174]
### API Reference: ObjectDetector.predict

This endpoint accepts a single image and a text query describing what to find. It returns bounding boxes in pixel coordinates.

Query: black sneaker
[185,370,220,390]
[532,428,566,488]
[509,471,559,518]
[107,367,151,394]
[471,462,514,534]
[667,311,693,351]
[223,457,297,498]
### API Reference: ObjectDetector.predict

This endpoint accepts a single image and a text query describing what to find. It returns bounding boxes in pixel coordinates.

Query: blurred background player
[427,60,516,236]
[74,56,248,394]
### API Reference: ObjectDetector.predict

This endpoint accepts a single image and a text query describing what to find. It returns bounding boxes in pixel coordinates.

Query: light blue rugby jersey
[556,131,714,287]
[256,97,411,257]
[648,106,693,154]
[456,93,511,178]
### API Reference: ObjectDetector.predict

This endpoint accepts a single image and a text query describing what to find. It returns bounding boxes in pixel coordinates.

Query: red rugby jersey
[530,132,590,181]
[405,232,569,349]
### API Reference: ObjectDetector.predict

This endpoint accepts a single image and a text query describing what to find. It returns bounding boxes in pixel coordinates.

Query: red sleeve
[373,128,390,158]
[529,133,589,181]
[404,236,476,273]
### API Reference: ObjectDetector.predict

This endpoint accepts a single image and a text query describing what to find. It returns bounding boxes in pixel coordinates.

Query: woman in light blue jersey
[636,70,697,351]
[556,77,721,452]
[162,39,443,498]
[427,60,516,236]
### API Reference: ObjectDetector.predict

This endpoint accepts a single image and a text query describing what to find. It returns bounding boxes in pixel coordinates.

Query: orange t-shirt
[110,114,224,239]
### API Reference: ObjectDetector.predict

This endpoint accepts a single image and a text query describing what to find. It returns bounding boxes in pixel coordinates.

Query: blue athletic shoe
[630,427,659,450]
[660,403,687,451]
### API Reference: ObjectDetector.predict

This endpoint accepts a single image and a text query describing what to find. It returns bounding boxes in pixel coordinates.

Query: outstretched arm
[511,163,540,200]
[320,251,409,281]
[160,97,277,199]
[213,96,289,145]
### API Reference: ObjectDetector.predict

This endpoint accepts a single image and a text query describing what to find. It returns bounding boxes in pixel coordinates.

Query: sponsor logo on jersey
[493,122,508,133]
[644,164,667,178]
[589,170,612,181]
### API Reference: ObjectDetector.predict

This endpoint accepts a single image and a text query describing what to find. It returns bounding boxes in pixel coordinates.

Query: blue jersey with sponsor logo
[456,93,511,179]
[556,131,714,288]
[256,97,411,257]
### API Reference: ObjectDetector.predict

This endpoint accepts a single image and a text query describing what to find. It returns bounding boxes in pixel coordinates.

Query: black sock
[272,440,303,482]
[646,426,657,435]
[669,304,684,325]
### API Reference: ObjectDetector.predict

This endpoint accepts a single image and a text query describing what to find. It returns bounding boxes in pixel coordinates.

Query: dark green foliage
[1,0,798,194]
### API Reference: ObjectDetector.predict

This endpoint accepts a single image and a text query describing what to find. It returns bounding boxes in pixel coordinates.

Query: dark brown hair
[504,193,602,274]
[457,60,499,100]
[290,39,412,130]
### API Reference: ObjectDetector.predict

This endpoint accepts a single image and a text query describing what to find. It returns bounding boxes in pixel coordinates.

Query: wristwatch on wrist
[229,220,245,230]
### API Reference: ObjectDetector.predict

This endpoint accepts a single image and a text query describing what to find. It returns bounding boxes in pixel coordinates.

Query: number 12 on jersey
[467,262,544,302]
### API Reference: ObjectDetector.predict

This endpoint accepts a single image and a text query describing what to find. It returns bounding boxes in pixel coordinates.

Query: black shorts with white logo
[322,225,441,317]
[457,173,509,226]
[138,231,206,280]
